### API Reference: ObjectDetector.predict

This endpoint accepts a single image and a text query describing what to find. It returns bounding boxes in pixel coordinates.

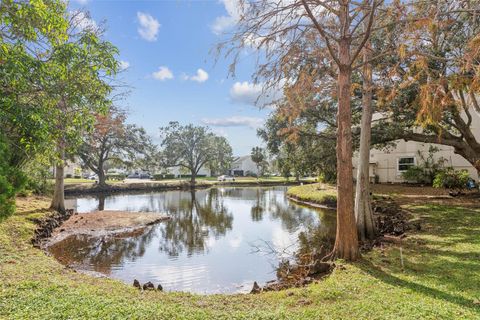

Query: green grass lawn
[0,196,479,319]
[287,183,337,206]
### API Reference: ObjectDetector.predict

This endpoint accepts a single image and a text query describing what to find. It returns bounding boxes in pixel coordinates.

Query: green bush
[433,168,470,191]
[402,166,432,184]
[106,173,126,181]
[402,147,446,185]
[153,174,175,180]
[24,165,53,196]
[0,140,26,220]
[180,174,207,178]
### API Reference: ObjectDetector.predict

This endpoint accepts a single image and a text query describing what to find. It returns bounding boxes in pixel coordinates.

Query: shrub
[106,174,126,181]
[402,166,432,184]
[180,174,207,178]
[402,147,446,185]
[0,139,26,220]
[245,171,258,177]
[433,168,470,192]
[153,174,176,180]
[24,164,54,196]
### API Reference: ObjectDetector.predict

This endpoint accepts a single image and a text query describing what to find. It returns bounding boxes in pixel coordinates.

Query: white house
[228,155,259,176]
[51,158,83,178]
[166,165,211,177]
[353,111,480,183]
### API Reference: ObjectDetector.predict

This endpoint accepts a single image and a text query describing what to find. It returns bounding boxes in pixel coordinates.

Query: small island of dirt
[46,210,170,246]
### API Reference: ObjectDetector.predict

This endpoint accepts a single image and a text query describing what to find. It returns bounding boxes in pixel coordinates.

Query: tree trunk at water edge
[51,144,66,213]
[354,38,377,241]
[332,38,360,261]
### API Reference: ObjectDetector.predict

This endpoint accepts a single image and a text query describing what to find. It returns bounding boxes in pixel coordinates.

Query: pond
[49,186,336,294]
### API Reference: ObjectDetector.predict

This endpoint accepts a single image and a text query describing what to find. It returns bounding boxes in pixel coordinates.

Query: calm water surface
[49,187,335,294]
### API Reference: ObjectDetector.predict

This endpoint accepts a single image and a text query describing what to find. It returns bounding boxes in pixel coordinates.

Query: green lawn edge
[0,196,479,319]
[287,183,337,207]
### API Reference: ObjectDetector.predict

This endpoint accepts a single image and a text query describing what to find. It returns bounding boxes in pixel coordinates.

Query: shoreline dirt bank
[64,180,312,196]
[44,210,170,247]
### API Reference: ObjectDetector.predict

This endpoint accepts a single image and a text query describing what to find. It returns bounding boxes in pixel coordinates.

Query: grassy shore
[287,183,337,207]
[61,176,316,185]
[1,193,479,319]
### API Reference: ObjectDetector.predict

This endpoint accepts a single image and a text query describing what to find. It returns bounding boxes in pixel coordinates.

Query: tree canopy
[78,109,153,187]
[160,122,233,184]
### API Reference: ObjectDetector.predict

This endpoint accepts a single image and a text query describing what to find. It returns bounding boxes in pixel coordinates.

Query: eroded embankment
[64,180,312,196]
[45,210,170,247]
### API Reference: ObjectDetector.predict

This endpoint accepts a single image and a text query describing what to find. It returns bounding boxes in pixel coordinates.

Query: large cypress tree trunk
[51,143,66,213]
[354,37,377,241]
[332,34,360,261]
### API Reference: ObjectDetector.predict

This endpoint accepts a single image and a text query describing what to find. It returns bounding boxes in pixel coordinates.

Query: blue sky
[69,0,272,156]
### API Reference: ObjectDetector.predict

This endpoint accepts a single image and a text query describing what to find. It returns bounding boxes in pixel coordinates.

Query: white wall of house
[229,156,259,176]
[353,108,480,183]
[167,165,211,177]
[52,159,83,178]
[353,141,478,183]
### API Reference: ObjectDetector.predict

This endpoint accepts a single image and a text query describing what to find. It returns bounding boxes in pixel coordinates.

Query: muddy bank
[250,195,419,294]
[45,210,170,247]
[31,209,75,248]
[64,180,312,196]
[64,181,211,196]
[287,195,336,210]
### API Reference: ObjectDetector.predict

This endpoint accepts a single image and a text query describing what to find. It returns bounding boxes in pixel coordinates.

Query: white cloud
[184,68,209,83]
[119,60,130,70]
[230,81,263,105]
[201,116,264,129]
[230,81,284,107]
[211,0,243,35]
[152,66,173,81]
[71,10,97,31]
[137,12,160,42]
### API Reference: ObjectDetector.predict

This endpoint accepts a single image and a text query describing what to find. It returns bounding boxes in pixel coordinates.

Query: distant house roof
[232,155,251,164]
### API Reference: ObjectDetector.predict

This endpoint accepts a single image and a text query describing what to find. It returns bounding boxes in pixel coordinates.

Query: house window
[398,157,415,172]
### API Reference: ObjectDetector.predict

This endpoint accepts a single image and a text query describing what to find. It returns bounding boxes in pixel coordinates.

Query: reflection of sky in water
[55,187,335,294]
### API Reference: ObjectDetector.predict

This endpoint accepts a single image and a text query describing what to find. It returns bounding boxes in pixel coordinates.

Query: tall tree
[208,136,233,176]
[251,146,266,177]
[258,100,341,183]
[373,1,480,176]
[220,0,382,260]
[0,0,68,217]
[49,12,118,212]
[160,122,227,185]
[78,109,153,187]
[354,13,376,241]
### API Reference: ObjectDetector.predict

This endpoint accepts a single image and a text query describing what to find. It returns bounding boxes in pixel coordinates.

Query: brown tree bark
[97,169,107,187]
[333,36,360,261]
[51,143,66,213]
[354,36,376,241]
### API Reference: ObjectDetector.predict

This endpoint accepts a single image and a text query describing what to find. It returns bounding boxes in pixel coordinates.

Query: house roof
[232,155,251,164]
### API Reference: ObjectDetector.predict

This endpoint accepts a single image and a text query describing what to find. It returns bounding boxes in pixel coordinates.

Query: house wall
[167,165,211,177]
[353,108,480,183]
[229,156,259,176]
[353,141,478,183]
[52,159,83,178]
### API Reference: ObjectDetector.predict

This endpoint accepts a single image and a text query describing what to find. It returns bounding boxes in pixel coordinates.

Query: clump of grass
[287,183,337,207]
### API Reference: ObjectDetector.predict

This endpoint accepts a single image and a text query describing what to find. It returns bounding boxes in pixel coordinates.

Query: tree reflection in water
[157,189,233,257]
[48,226,159,275]
[53,187,336,291]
